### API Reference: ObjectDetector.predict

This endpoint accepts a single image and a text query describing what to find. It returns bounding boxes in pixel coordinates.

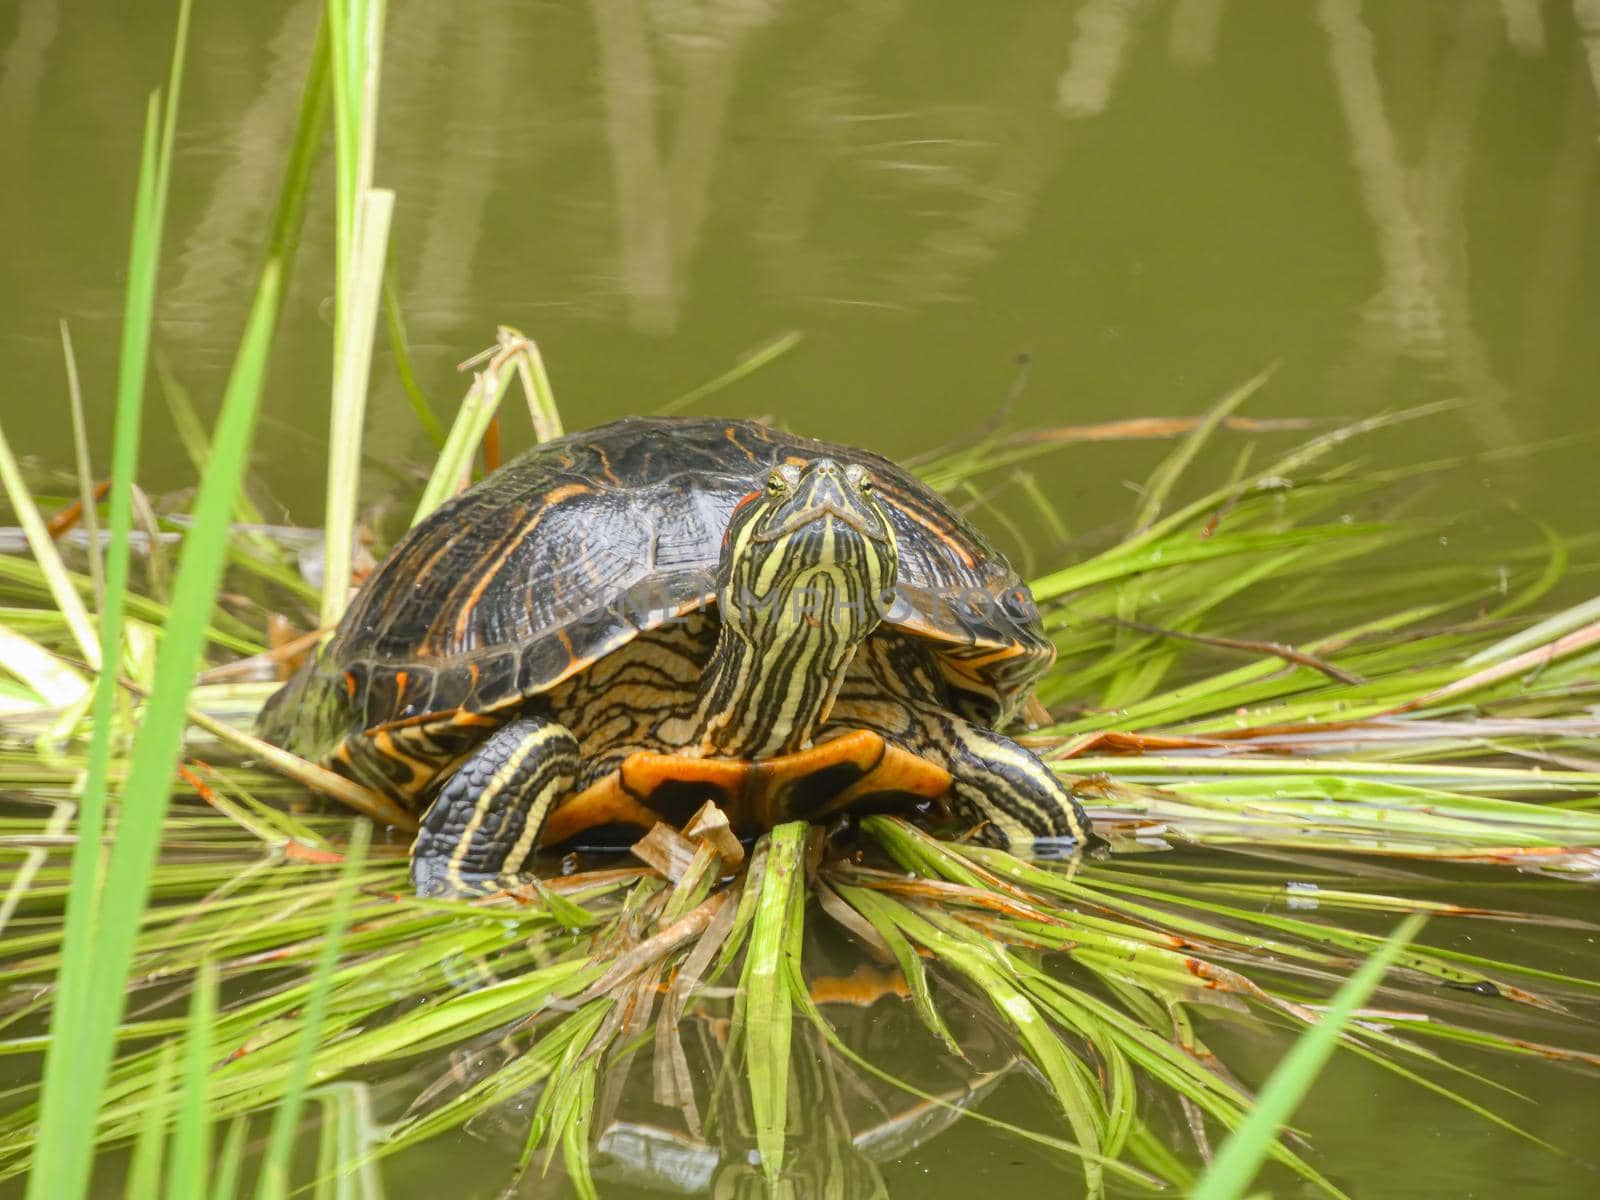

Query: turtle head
[717,457,898,645]
[695,457,899,757]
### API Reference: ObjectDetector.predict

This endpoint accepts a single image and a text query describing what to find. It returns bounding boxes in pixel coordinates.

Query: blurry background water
[4,0,1597,549]
[3,1,1599,1195]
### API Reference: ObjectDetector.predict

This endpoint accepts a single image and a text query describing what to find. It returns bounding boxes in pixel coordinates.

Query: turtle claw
[410,861,537,900]
[409,858,490,899]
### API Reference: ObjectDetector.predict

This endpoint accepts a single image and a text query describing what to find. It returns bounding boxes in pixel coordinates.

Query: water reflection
[1168,0,1225,69]
[1518,60,1597,407]
[1319,0,1517,449]
[3,2,1598,544]
[1057,0,1143,118]
[885,6,1079,309]
[591,0,780,334]
[751,0,910,308]
[0,0,59,176]
[432,962,1022,1198]
[401,0,511,331]
[165,2,322,339]
[1580,0,1600,98]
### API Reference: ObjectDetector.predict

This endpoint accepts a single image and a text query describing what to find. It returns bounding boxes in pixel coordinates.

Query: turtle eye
[766,470,788,495]
[844,463,872,493]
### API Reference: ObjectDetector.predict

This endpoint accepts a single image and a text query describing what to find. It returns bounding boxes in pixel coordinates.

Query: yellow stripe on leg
[443,725,560,892]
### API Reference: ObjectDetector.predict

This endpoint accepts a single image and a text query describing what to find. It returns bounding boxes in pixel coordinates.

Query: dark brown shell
[259,418,1052,763]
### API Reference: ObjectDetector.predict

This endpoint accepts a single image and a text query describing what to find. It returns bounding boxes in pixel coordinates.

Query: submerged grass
[2,2,1599,1197]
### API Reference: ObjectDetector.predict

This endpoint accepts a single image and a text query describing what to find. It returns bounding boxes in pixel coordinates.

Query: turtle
[258,417,1090,896]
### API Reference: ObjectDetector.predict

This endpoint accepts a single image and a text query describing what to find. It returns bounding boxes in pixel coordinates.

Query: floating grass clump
[3,773,1597,1196]
[6,359,1600,1198]
[3,1,1600,1198]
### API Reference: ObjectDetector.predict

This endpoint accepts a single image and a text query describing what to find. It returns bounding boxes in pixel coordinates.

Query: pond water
[4,0,1599,1196]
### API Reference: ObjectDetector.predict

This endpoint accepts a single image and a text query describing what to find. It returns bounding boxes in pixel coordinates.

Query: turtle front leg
[926,712,1092,853]
[410,716,580,898]
[825,698,1091,853]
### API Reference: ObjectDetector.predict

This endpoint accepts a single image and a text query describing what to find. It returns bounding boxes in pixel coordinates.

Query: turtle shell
[260,417,1052,764]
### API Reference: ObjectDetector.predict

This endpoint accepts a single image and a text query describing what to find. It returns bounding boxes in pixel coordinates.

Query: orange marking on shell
[593,443,622,485]
[365,707,495,734]
[541,482,594,506]
[723,490,761,546]
[722,426,761,461]
[342,671,359,700]
[883,485,978,568]
[446,489,588,644]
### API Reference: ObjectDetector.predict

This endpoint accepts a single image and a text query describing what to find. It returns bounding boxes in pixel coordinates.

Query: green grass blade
[59,320,105,608]
[263,8,333,301]
[320,0,388,624]
[511,332,564,441]
[0,623,89,709]
[326,0,383,305]
[412,333,543,524]
[308,1084,385,1200]
[1189,912,1429,1200]
[1463,593,1600,668]
[738,820,806,1182]
[557,1058,601,1200]
[28,254,276,1200]
[255,822,370,1200]
[382,275,445,446]
[835,884,962,1056]
[149,0,191,212]
[26,0,191,1184]
[1129,364,1273,532]
[124,1043,176,1200]
[320,186,395,626]
[156,356,268,527]
[0,387,100,670]
[654,329,804,416]
[209,1117,248,1200]
[167,959,216,1200]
